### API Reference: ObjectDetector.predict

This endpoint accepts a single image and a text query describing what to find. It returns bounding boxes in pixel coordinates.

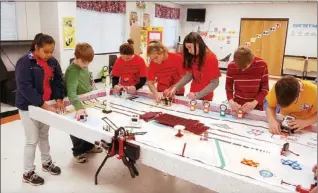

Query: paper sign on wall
[276,23,282,28]
[291,31,296,36]
[256,34,262,38]
[244,42,251,47]
[263,31,270,35]
[62,17,76,49]
[270,27,276,31]
[250,38,256,42]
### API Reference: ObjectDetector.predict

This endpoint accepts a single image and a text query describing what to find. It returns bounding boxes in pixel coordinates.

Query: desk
[28,89,317,193]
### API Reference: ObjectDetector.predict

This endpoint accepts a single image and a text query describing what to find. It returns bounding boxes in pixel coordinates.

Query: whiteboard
[1,2,18,40]
[76,9,125,54]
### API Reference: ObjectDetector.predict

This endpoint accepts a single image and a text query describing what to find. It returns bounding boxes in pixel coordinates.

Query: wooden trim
[284,55,317,59]
[94,52,119,56]
[241,18,289,21]
[280,19,289,76]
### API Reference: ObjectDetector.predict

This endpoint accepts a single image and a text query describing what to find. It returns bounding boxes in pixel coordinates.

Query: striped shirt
[225,57,269,111]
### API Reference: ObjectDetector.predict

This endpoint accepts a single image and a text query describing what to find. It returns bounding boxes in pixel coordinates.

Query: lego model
[162,97,172,106]
[237,109,244,119]
[203,100,210,113]
[220,104,227,117]
[102,100,112,114]
[281,115,297,135]
[131,114,140,125]
[190,100,197,111]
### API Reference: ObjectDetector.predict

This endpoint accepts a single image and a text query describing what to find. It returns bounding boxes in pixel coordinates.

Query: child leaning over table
[266,75,317,134]
[225,47,269,113]
[65,43,103,163]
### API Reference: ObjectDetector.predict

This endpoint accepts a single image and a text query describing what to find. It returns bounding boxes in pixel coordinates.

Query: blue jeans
[263,100,280,113]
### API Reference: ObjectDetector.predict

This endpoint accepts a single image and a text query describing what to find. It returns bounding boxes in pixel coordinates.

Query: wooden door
[260,20,288,76]
[239,19,288,76]
[239,20,264,58]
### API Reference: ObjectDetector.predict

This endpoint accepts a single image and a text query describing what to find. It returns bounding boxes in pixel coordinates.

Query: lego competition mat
[32,89,317,192]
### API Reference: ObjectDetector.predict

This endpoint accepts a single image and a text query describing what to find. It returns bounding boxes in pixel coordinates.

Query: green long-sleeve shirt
[65,62,92,110]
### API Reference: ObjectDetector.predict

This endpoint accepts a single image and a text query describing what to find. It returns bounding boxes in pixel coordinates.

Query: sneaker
[42,161,61,175]
[75,154,86,163]
[22,171,44,186]
[87,146,103,153]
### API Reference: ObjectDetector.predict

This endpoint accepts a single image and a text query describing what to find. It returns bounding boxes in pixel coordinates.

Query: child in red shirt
[147,41,185,103]
[226,47,269,112]
[167,32,221,101]
[111,39,147,94]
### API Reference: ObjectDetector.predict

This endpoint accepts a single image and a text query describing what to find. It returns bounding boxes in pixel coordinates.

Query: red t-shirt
[34,54,53,101]
[111,55,147,86]
[187,51,221,101]
[148,53,185,95]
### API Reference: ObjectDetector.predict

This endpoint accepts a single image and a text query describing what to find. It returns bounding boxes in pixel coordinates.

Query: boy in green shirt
[65,43,102,163]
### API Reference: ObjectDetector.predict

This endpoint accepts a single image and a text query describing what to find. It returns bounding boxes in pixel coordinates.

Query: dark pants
[70,135,95,157]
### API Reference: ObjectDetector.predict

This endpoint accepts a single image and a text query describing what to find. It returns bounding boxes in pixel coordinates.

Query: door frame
[238,18,289,76]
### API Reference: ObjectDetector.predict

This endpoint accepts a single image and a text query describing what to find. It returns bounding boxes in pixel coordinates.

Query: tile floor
[1,74,277,193]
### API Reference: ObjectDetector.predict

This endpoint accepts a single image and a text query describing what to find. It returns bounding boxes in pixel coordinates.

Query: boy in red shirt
[111,39,147,94]
[226,47,269,112]
[147,41,185,103]
[167,32,221,101]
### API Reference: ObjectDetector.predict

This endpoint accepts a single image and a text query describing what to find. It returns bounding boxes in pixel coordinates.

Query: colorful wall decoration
[62,17,76,49]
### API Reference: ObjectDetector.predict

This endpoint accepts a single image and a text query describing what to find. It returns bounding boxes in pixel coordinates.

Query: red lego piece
[175,129,183,137]
[116,137,126,160]
[296,185,310,193]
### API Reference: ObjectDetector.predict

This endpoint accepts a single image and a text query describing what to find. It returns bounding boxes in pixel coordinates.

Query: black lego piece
[95,127,140,185]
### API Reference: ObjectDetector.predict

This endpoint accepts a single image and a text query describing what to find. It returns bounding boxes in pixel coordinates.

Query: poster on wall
[263,31,270,35]
[270,27,276,31]
[250,37,256,42]
[130,12,138,26]
[62,17,76,49]
[143,13,150,28]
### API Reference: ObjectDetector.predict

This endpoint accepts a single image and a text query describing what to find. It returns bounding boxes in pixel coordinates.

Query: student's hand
[113,85,122,93]
[165,87,177,98]
[241,100,258,113]
[268,118,282,135]
[288,119,309,132]
[154,93,163,104]
[41,103,56,112]
[312,164,317,173]
[228,99,241,112]
[126,86,136,94]
[55,99,65,114]
[186,92,196,100]
[309,186,317,193]
[75,109,88,121]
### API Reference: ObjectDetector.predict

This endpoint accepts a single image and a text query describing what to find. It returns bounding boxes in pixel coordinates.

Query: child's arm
[65,68,83,111]
[266,106,282,134]
[225,65,234,102]
[255,64,269,104]
[289,112,317,131]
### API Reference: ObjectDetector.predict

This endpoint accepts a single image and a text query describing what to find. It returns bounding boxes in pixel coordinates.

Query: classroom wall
[181,2,317,60]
